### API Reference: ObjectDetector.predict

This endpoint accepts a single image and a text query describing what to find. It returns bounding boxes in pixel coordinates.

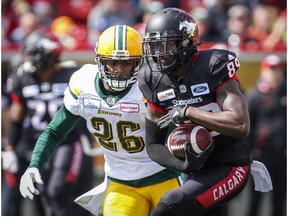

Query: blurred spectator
[224,4,251,50]
[180,0,207,12]
[206,0,232,40]
[134,0,164,38]
[244,4,277,50]
[226,4,251,38]
[2,0,287,52]
[246,55,286,216]
[260,0,286,12]
[87,0,136,47]
[2,0,19,49]
[191,6,226,43]
[262,7,287,50]
[50,16,88,49]
[9,11,45,45]
[56,0,99,22]
[31,0,54,26]
[11,0,31,16]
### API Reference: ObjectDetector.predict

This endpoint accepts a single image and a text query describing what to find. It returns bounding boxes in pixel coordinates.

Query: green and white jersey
[64,64,166,181]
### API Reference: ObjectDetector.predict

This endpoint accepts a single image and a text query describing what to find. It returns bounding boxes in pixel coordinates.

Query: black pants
[153,164,250,216]
[38,142,93,216]
[2,127,94,216]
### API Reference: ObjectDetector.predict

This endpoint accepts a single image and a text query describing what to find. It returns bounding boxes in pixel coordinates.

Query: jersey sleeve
[6,73,24,103]
[63,68,83,116]
[209,50,241,90]
[137,65,154,102]
[64,64,96,116]
[137,64,165,106]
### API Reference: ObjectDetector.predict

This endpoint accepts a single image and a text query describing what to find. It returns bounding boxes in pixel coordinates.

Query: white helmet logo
[179,20,196,37]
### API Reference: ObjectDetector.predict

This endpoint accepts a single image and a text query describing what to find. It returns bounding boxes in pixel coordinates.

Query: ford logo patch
[191,83,210,96]
[193,86,207,93]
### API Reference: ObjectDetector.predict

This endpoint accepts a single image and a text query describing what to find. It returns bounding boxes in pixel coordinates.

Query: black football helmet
[143,8,199,74]
[21,31,62,75]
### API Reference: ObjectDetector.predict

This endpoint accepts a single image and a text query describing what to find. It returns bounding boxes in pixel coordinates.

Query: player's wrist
[181,105,188,120]
[5,145,14,151]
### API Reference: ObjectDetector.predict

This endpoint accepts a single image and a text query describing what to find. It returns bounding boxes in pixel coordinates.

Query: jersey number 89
[227,58,240,78]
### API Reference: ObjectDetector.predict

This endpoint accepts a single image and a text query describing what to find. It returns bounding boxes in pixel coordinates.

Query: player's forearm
[185,106,249,138]
[7,120,22,149]
[7,102,25,149]
[29,105,80,168]
[146,142,184,171]
[186,80,249,137]
[145,117,184,171]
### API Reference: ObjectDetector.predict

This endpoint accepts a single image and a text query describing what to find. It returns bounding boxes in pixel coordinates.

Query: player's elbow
[146,144,162,163]
[237,121,250,138]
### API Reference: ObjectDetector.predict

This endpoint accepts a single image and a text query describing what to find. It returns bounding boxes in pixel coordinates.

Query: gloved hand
[157,105,188,129]
[181,140,214,174]
[20,167,43,200]
[2,151,18,173]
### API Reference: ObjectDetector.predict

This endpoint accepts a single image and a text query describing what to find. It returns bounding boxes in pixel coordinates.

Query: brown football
[166,123,212,160]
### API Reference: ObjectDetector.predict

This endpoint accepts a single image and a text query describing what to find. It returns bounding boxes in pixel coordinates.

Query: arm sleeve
[246,91,258,148]
[29,105,80,168]
[145,117,184,172]
[8,121,22,148]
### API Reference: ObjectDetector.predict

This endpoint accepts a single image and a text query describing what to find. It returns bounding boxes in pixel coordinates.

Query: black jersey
[7,65,81,156]
[246,80,286,156]
[138,49,251,165]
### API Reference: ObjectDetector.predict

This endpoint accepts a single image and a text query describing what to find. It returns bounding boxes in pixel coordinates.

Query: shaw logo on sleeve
[83,98,101,109]
[157,89,176,102]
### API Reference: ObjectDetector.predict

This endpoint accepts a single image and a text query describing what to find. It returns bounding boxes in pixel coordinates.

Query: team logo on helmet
[179,20,197,37]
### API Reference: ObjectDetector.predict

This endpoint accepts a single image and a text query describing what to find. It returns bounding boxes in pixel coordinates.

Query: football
[166,123,212,160]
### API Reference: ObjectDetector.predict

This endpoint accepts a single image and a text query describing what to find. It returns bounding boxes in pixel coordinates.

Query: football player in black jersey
[138,8,252,216]
[3,31,93,216]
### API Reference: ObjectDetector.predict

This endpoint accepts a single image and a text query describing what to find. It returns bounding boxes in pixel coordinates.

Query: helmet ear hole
[181,39,189,47]
[178,47,192,62]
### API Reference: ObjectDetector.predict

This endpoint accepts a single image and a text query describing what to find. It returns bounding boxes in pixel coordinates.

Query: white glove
[2,151,18,173]
[20,167,43,200]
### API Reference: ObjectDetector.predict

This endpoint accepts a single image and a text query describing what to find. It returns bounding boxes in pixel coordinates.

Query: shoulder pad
[68,64,98,99]
[209,49,239,76]
[137,63,163,102]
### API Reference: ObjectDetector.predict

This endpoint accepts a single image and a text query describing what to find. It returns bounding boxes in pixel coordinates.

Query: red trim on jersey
[4,171,17,188]
[147,100,166,113]
[191,51,200,65]
[66,141,83,183]
[196,165,249,207]
[10,93,22,103]
[215,75,240,94]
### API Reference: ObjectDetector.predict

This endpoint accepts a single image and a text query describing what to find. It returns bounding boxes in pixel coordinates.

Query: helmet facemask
[96,54,142,92]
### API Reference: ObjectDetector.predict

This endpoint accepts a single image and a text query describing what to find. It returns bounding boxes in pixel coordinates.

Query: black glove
[181,140,214,174]
[157,105,188,129]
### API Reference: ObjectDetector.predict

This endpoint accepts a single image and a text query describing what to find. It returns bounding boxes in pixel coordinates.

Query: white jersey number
[27,98,63,131]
